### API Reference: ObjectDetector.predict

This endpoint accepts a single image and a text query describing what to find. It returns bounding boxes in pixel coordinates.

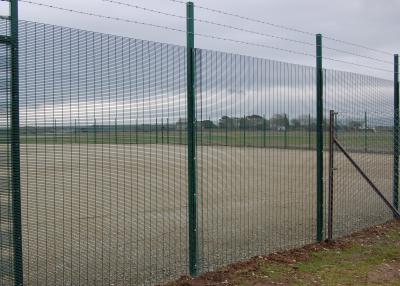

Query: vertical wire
[121,36,127,284]
[77,29,81,286]
[127,37,133,285]
[100,32,105,285]
[106,34,112,285]
[113,36,119,285]
[51,24,56,285]
[179,44,184,274]
[84,31,89,285]
[224,51,228,264]
[42,24,48,286]
[92,31,98,284]
[135,39,140,285]
[33,22,39,286]
[68,27,73,286]
[167,43,171,279]
[23,21,30,283]
[157,42,162,279]
[232,53,237,260]
[140,39,146,283]
[172,44,177,275]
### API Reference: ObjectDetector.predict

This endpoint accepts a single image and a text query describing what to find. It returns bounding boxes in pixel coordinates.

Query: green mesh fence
[324,70,395,238]
[0,17,398,286]
[194,49,318,272]
[18,20,188,285]
[0,18,14,286]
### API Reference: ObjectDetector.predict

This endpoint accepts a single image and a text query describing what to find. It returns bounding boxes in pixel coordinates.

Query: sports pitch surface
[0,144,393,285]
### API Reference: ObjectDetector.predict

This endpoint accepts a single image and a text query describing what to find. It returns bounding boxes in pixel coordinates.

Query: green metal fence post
[316,34,324,242]
[10,0,23,285]
[394,54,399,210]
[186,1,198,277]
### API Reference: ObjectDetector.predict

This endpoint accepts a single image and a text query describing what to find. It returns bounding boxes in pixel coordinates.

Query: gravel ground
[0,144,393,285]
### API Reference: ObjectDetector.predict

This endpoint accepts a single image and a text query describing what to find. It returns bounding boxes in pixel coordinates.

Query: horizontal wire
[323,57,392,73]
[18,0,315,58]
[324,46,392,65]
[324,36,393,56]
[100,0,185,19]
[19,0,186,34]
[103,0,394,66]
[167,0,315,36]
[99,0,315,47]
[194,19,314,46]
[16,0,395,72]
[164,0,186,3]
[101,0,393,64]
[194,32,315,58]
[165,0,394,56]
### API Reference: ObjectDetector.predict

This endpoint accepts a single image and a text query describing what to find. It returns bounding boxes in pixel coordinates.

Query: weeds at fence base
[165,220,400,286]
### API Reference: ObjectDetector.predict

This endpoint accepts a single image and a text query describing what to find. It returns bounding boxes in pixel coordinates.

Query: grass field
[20,129,393,153]
[0,142,389,285]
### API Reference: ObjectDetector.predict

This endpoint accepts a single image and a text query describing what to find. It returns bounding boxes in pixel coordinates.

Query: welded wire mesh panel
[0,18,14,286]
[195,49,317,272]
[324,69,394,238]
[18,20,188,285]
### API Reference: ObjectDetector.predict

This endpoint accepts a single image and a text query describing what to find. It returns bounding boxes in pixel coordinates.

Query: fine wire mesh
[195,48,317,272]
[17,20,188,285]
[0,17,14,285]
[323,69,394,239]
[0,14,398,286]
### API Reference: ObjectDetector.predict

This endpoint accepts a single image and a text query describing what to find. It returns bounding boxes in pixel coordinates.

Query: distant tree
[290,118,301,129]
[219,116,230,129]
[245,115,263,129]
[219,116,240,129]
[200,120,217,129]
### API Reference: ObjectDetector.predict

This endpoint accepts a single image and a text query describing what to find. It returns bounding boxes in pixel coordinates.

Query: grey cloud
[17,0,398,79]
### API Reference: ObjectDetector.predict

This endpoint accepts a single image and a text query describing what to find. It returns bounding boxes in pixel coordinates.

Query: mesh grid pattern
[324,69,394,238]
[0,18,397,285]
[195,49,318,272]
[18,21,188,285]
[0,19,14,286]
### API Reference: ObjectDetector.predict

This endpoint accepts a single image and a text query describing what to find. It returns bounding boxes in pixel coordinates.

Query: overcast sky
[0,0,397,126]
[4,0,399,79]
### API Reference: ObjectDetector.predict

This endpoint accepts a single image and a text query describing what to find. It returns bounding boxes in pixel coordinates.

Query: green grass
[294,243,400,285]
[20,130,393,153]
[259,263,291,280]
[235,225,400,285]
[169,223,400,286]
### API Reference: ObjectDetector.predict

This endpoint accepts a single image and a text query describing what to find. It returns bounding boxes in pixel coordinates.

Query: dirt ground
[0,144,395,285]
[165,220,400,286]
